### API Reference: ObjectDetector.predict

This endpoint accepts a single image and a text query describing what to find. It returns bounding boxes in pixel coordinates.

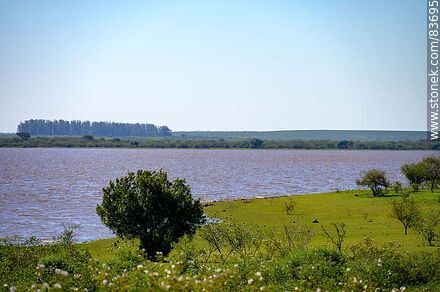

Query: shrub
[347,237,404,289]
[356,169,390,196]
[285,248,345,290]
[199,222,264,263]
[401,188,411,199]
[391,181,403,194]
[55,224,79,245]
[322,223,347,253]
[265,223,315,257]
[284,199,296,215]
[96,170,205,260]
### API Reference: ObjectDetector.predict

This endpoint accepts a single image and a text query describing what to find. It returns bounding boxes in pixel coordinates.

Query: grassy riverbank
[2,189,440,291]
[83,189,440,260]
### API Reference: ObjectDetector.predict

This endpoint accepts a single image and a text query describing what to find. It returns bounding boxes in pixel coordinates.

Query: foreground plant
[97,170,205,260]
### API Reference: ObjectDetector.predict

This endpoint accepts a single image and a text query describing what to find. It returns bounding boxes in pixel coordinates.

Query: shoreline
[1,135,438,150]
[1,146,439,151]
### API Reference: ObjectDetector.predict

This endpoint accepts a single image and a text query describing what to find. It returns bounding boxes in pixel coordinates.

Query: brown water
[0,148,436,241]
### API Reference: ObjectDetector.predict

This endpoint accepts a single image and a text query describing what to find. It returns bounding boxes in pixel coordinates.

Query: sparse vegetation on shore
[1,135,439,150]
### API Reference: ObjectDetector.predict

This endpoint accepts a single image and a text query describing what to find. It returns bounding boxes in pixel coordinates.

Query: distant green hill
[172,130,426,141]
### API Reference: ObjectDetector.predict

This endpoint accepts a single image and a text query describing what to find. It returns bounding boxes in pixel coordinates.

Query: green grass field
[81,189,440,261]
[204,190,440,251]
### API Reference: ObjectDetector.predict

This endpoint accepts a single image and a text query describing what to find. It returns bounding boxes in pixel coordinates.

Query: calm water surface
[0,148,436,241]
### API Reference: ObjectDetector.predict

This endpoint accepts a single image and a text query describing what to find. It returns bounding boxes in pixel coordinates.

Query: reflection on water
[0,148,436,241]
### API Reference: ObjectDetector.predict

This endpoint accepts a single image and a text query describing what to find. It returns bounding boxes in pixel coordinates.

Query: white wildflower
[102,279,108,286]
[53,283,62,289]
[55,269,68,276]
[248,279,254,285]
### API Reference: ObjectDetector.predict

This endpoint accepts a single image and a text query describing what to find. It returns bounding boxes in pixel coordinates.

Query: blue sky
[0,0,425,132]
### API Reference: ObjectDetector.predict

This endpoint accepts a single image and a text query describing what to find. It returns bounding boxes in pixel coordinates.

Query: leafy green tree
[390,198,420,235]
[356,169,390,197]
[97,170,204,260]
[401,162,426,192]
[421,156,440,192]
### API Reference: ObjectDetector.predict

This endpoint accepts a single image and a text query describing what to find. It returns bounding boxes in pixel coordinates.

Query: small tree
[401,162,426,192]
[421,156,440,192]
[96,170,204,260]
[390,198,420,235]
[284,199,296,215]
[322,223,346,253]
[356,169,390,197]
[391,181,403,194]
[416,210,440,246]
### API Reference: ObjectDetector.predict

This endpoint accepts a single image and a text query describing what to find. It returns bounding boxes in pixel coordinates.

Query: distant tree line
[17,119,172,137]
